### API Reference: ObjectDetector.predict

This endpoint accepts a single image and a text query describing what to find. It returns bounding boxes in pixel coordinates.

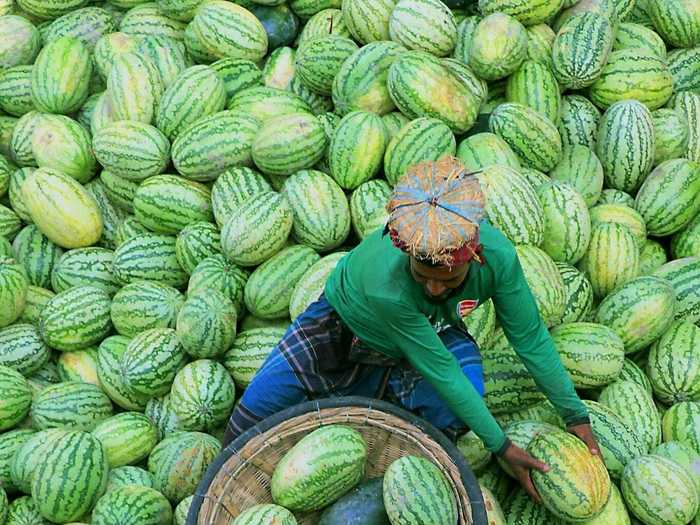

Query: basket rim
[186,395,487,525]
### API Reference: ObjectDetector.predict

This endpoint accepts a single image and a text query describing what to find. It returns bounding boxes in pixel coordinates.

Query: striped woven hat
[385,156,485,267]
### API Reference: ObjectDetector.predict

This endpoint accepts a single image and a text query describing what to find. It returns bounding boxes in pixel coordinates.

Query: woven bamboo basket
[187,396,487,525]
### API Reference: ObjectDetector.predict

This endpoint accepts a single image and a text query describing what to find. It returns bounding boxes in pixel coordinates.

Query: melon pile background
[0,0,699,523]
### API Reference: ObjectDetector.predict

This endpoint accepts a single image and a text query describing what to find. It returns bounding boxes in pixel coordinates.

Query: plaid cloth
[224,296,483,445]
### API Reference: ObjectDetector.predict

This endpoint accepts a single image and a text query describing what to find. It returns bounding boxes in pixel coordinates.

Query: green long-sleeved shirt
[325,221,588,452]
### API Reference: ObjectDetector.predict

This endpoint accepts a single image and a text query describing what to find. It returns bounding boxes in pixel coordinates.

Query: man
[224,157,598,501]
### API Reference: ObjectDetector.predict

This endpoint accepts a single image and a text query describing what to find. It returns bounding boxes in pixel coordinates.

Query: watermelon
[456,432,492,475]
[342,0,394,44]
[239,315,290,332]
[556,262,594,324]
[388,50,479,133]
[599,380,661,450]
[383,455,457,525]
[0,203,21,240]
[295,36,358,96]
[93,32,139,80]
[31,430,108,523]
[639,238,668,276]
[554,0,619,31]
[551,322,625,388]
[653,256,700,322]
[9,429,68,495]
[581,483,630,525]
[12,225,63,289]
[0,323,49,376]
[289,251,346,320]
[652,441,700,495]
[662,401,700,455]
[135,35,189,88]
[107,52,164,124]
[31,381,113,431]
[619,358,653,393]
[635,158,700,236]
[115,217,150,246]
[220,191,293,267]
[647,0,700,48]
[549,146,604,207]
[613,21,667,57]
[590,49,674,110]
[537,181,591,265]
[85,179,125,250]
[51,247,118,295]
[17,286,54,327]
[232,504,297,525]
[228,86,312,123]
[145,395,183,441]
[173,495,193,525]
[350,180,391,240]
[0,65,35,117]
[503,488,559,524]
[210,166,272,228]
[92,485,173,525]
[505,60,560,124]
[622,454,699,525]
[0,256,27,329]
[42,6,115,49]
[176,290,236,358]
[672,213,700,259]
[0,366,31,431]
[388,0,457,57]
[117,3,187,40]
[223,327,286,389]
[92,412,159,467]
[452,15,479,66]
[175,222,221,274]
[93,121,170,181]
[552,12,614,89]
[4,496,51,525]
[171,111,259,182]
[169,359,236,431]
[89,92,116,135]
[498,420,559,477]
[105,465,155,493]
[469,13,527,81]
[100,169,140,214]
[0,15,41,68]
[121,327,187,398]
[589,204,646,247]
[22,167,103,249]
[647,321,700,404]
[456,132,521,172]
[526,22,556,69]
[147,431,221,503]
[211,57,262,98]
[112,234,188,288]
[0,429,34,493]
[515,245,566,327]
[10,110,42,167]
[668,47,700,94]
[528,431,611,522]
[56,347,101,386]
[111,280,184,338]
[187,254,250,316]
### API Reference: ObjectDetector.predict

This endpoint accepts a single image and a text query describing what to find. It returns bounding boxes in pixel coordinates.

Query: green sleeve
[492,252,589,426]
[384,306,508,453]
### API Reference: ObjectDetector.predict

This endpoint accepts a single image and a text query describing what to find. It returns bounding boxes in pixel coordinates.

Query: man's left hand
[567,423,600,456]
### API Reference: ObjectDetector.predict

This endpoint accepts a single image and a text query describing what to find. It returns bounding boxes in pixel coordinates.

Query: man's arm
[492,252,590,426]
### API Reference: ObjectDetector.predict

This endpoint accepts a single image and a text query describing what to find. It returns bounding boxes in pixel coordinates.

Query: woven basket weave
[187,396,487,525]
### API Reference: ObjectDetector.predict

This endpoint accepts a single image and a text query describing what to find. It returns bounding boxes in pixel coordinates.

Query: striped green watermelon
[478,461,514,504]
[469,13,527,81]
[550,149,603,210]
[115,217,150,246]
[489,102,562,172]
[584,400,647,479]
[595,276,676,354]
[599,380,661,450]
[239,315,290,332]
[31,36,91,115]
[290,0,342,19]
[295,36,358,96]
[211,57,262,98]
[582,483,630,525]
[557,96,601,152]
[184,22,216,63]
[5,495,51,524]
[652,441,700,495]
[31,431,108,523]
[0,65,34,117]
[525,23,556,69]
[653,107,689,165]
[89,93,117,136]
[261,46,295,90]
[0,428,34,493]
[105,466,155,493]
[10,110,41,167]
[505,60,560,124]
[635,158,700,236]
[552,12,614,89]
[211,167,272,228]
[0,323,49,376]
[0,256,27,329]
[456,432,492,475]
[42,7,115,49]
[556,263,594,324]
[287,75,333,116]
[662,401,700,455]
[232,504,296,525]
[92,121,169,181]
[551,322,625,388]
[578,222,639,299]
[342,0,395,42]
[155,66,226,141]
[174,495,193,525]
[0,204,21,240]
[85,179,126,251]
[0,15,41,68]
[653,256,700,322]
[668,46,700,94]
[55,347,99,387]
[9,429,68,495]
[111,281,184,338]
[328,111,387,190]
[112,233,188,288]
[614,21,667,57]
[590,49,673,110]
[503,488,559,524]
[118,4,187,41]
[619,358,652,393]
[252,112,327,176]
[147,431,221,503]
[92,412,159,468]
[589,204,646,247]
[121,327,187,398]
[622,454,699,525]
[452,15,479,66]
[145,395,183,441]
[456,132,520,172]
[639,238,668,275]
[672,213,700,259]
[176,290,236,358]
[12,225,63,289]
[553,0,618,31]
[498,420,559,477]
[647,0,700,48]
[169,359,236,431]
[647,321,700,404]
[383,455,456,525]
[537,181,591,265]
[0,366,31,431]
[107,52,164,124]
[18,286,54,327]
[388,0,456,57]
[528,431,611,522]
[350,180,391,240]
[92,485,172,525]
[220,191,293,267]
[189,0,268,61]
[482,328,544,414]
[26,360,62,396]
[244,245,320,320]
[171,111,259,182]
[51,247,118,295]
[290,251,346,320]
[479,0,564,25]
[515,245,566,326]
[223,328,285,390]
[31,380,113,431]
[282,170,350,251]
[462,299,496,350]
[93,32,139,81]
[228,86,312,123]
[272,425,367,511]
[187,254,249,315]
[134,35,188,89]
[388,50,478,133]
[383,117,456,186]
[175,222,221,274]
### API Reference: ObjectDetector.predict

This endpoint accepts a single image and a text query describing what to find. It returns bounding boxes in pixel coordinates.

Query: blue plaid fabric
[224,296,484,444]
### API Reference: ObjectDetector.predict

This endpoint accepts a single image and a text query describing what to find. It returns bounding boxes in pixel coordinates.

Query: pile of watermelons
[0,0,700,523]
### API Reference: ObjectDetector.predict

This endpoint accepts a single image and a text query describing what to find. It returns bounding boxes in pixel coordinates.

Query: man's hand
[500,443,549,503]
[567,423,600,456]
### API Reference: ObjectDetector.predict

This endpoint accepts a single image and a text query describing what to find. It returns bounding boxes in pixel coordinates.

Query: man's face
[409,258,470,302]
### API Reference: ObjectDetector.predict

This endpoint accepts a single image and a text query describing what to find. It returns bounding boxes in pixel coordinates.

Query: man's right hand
[500,443,550,503]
